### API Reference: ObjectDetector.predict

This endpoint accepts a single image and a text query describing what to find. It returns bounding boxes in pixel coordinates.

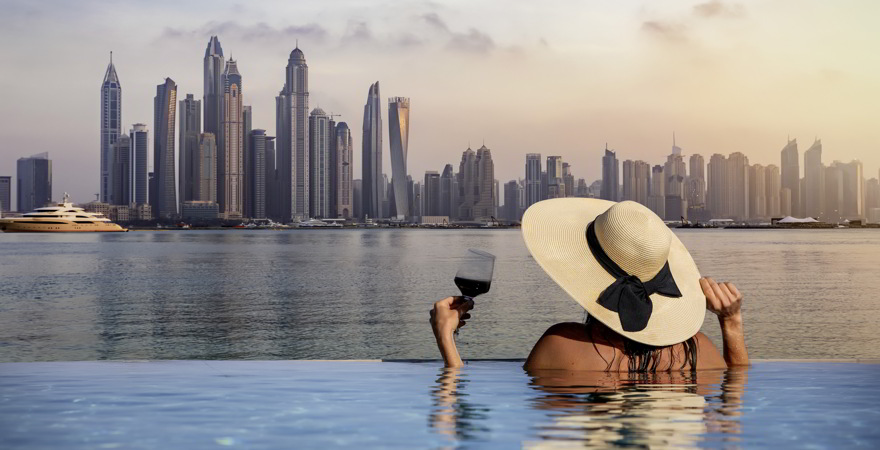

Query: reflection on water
[430,366,748,447]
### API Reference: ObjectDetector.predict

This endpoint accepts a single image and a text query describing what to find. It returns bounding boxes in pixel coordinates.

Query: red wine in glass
[453,249,495,336]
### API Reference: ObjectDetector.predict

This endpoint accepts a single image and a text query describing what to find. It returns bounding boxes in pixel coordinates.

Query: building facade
[111,134,131,206]
[0,176,10,212]
[780,138,800,217]
[130,124,149,206]
[335,123,353,219]
[601,148,619,202]
[204,36,224,164]
[196,133,217,203]
[179,93,201,206]
[152,78,177,219]
[803,139,824,219]
[361,82,383,220]
[309,108,332,218]
[100,54,121,204]
[16,153,52,212]
[276,46,310,222]
[388,97,410,219]
[525,153,542,208]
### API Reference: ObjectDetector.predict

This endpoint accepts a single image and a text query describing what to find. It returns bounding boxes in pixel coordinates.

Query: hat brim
[521,198,706,346]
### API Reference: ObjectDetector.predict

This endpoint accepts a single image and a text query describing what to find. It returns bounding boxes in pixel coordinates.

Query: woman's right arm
[701,277,749,367]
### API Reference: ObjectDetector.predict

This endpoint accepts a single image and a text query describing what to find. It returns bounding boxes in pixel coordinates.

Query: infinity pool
[1,360,878,448]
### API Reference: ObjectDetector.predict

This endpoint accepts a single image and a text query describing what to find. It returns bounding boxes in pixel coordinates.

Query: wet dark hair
[585,315,698,373]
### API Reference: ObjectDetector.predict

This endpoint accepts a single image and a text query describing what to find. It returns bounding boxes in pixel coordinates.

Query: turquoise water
[2,229,880,362]
[1,360,878,448]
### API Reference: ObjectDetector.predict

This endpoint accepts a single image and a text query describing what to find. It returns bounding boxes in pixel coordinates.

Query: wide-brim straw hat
[522,198,705,346]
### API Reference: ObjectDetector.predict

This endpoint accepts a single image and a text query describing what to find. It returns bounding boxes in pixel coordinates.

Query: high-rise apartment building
[765,164,781,217]
[111,134,131,205]
[388,97,410,219]
[728,152,750,221]
[664,145,687,221]
[335,123,354,219]
[525,153,542,208]
[16,153,52,212]
[219,59,243,219]
[100,53,121,204]
[440,164,456,220]
[249,129,268,219]
[503,179,523,222]
[130,124,149,205]
[687,154,706,208]
[0,176,11,212]
[308,108,332,218]
[152,78,177,219]
[423,171,441,217]
[840,160,864,220]
[803,139,824,219]
[196,133,217,203]
[276,46,310,222]
[204,36,224,159]
[546,156,564,199]
[622,160,651,206]
[361,82,382,220]
[707,154,728,218]
[473,145,496,220]
[241,105,252,218]
[748,164,766,219]
[601,148,619,201]
[179,93,201,205]
[781,138,800,217]
[647,165,665,219]
[563,163,574,198]
[457,147,477,221]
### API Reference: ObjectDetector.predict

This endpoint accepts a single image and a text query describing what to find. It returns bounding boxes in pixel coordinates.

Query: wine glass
[453,249,496,336]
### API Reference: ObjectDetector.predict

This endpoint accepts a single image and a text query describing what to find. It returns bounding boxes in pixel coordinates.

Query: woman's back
[523,321,727,372]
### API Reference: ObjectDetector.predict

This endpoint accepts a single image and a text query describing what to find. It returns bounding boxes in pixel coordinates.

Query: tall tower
[457,147,477,220]
[335,122,354,219]
[525,153,542,208]
[388,97,410,219]
[204,36,224,156]
[780,138,800,216]
[179,94,201,205]
[249,129,268,219]
[601,147,619,201]
[309,107,331,218]
[804,139,824,219]
[221,58,243,218]
[152,78,177,219]
[130,124,149,205]
[474,145,496,220]
[16,153,52,212]
[361,82,383,220]
[276,46,310,222]
[100,52,121,203]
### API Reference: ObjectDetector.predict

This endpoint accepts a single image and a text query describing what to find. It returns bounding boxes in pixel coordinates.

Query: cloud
[641,20,688,43]
[422,12,449,32]
[693,1,746,19]
[159,21,328,43]
[342,20,373,44]
[447,29,496,54]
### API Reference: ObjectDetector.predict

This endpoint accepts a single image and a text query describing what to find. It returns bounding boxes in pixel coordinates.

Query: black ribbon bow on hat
[586,222,682,332]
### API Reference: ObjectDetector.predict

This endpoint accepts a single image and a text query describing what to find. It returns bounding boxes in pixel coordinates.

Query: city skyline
[1,1,877,205]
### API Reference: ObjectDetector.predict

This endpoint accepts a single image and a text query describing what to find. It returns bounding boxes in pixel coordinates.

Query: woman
[430,199,748,371]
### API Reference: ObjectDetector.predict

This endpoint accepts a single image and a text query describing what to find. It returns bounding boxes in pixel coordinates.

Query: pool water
[2,360,878,448]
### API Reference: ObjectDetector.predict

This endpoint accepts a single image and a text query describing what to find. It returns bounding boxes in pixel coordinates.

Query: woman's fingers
[702,278,721,310]
[718,282,737,305]
[725,282,743,301]
[708,278,730,308]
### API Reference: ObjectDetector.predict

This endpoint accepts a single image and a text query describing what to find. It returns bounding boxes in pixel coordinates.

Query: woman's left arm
[430,296,474,368]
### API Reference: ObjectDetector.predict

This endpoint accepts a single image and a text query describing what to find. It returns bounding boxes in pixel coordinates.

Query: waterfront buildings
[781,138,800,217]
[525,153,542,208]
[16,153,52,212]
[100,53,121,204]
[361,82,383,220]
[664,143,687,221]
[423,171,441,217]
[388,97,410,219]
[457,148,477,220]
[622,160,650,206]
[601,148,619,201]
[276,46,310,222]
[249,129,269,219]
[748,164,766,219]
[473,145,496,220]
[204,36,224,162]
[546,156,564,199]
[130,124,149,206]
[220,59,243,219]
[152,78,177,219]
[196,133,217,203]
[728,152,750,221]
[804,139,824,219]
[707,154,728,219]
[648,165,665,219]
[765,165,782,218]
[335,123,353,219]
[241,105,253,218]
[309,108,331,218]
[111,135,131,205]
[440,164,456,220]
[179,93,201,205]
[687,154,706,209]
[0,176,10,212]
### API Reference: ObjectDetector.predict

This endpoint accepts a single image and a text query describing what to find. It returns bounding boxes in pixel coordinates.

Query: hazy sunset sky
[0,0,877,205]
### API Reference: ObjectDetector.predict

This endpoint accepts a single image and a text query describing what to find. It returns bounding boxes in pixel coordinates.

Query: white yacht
[0,194,127,233]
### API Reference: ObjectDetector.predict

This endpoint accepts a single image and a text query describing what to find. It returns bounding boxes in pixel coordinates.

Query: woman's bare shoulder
[524,322,609,371]
[694,331,727,370]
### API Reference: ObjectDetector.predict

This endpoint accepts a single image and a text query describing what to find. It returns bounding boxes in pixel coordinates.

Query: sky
[0,0,878,206]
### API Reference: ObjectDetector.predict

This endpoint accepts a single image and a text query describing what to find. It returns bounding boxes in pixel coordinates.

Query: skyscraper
[440,164,456,219]
[474,145,496,220]
[664,143,687,221]
[648,165,665,219]
[179,93,201,205]
[707,154,728,218]
[276,46,310,222]
[503,179,520,222]
[152,78,177,219]
[563,163,574,198]
[728,152,750,221]
[100,53,121,204]
[242,105,253,218]
[16,153,52,212]
[525,153,542,208]
[130,124,149,205]
[196,133,217,203]
[388,97,410,219]
[686,154,706,209]
[309,107,331,218]
[622,160,651,206]
[748,164,766,219]
[204,36,224,157]
[840,160,864,220]
[111,134,131,205]
[335,122,353,219]
[220,59,243,218]
[804,139,824,219]
[0,176,11,212]
[424,171,441,216]
[249,129,268,219]
[765,164,781,217]
[361,82,383,220]
[457,147,477,220]
[780,138,800,217]
[546,156,564,199]
[601,148,619,202]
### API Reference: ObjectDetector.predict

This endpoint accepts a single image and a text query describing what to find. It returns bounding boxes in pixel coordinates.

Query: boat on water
[296,219,343,228]
[0,194,128,233]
